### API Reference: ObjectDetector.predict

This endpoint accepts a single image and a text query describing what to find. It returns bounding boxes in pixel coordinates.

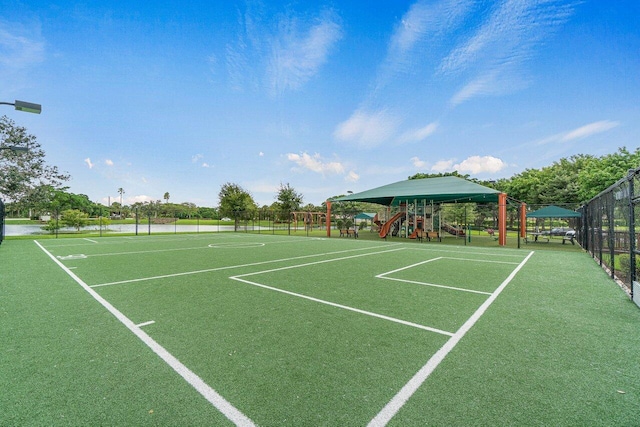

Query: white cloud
[0,24,45,72]
[534,120,621,146]
[431,155,506,174]
[398,122,438,143]
[192,154,203,163]
[561,120,620,142]
[431,159,455,172]
[345,171,360,182]
[105,159,114,166]
[202,163,210,168]
[381,0,473,80]
[127,195,153,204]
[259,151,265,157]
[266,10,342,96]
[84,158,94,169]
[449,72,500,106]
[441,0,574,105]
[454,155,506,174]
[225,7,342,97]
[411,156,428,169]
[334,109,400,148]
[286,152,345,175]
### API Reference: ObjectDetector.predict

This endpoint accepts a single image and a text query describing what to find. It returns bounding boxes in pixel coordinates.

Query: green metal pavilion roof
[333,176,501,206]
[526,205,581,218]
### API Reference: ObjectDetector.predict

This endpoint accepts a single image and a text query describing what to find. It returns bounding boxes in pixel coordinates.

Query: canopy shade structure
[526,205,581,218]
[333,176,501,206]
[354,212,376,220]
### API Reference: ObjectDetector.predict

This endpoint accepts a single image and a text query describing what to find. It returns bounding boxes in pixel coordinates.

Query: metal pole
[628,170,636,300]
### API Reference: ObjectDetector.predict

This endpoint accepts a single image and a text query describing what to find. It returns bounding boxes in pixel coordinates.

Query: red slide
[379,212,405,238]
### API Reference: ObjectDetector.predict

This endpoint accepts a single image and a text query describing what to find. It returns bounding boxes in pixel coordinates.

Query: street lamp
[0,100,42,114]
[0,146,28,153]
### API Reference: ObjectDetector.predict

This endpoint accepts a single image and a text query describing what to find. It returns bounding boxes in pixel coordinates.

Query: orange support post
[326,201,332,237]
[498,193,507,246]
[520,203,527,238]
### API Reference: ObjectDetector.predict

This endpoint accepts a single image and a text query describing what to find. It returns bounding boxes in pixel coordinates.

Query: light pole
[0,100,42,114]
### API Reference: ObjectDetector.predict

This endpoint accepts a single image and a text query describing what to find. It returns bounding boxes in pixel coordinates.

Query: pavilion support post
[498,193,507,246]
[520,203,527,238]
[326,201,332,237]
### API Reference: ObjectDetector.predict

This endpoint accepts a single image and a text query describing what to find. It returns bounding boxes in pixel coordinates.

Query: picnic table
[526,232,549,243]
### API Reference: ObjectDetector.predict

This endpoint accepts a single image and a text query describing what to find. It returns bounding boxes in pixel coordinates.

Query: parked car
[550,227,574,236]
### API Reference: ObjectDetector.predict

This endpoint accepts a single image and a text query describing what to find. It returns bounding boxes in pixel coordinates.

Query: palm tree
[117,188,124,218]
[164,192,170,203]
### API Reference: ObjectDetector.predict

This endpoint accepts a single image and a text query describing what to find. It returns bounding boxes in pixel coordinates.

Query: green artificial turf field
[1,233,639,426]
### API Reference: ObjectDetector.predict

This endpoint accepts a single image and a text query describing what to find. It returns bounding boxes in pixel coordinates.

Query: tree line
[2,115,638,223]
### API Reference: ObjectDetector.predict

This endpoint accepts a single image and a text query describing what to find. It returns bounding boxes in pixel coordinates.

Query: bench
[415,230,440,242]
[526,232,549,243]
[426,231,440,242]
[562,232,576,245]
[339,229,358,238]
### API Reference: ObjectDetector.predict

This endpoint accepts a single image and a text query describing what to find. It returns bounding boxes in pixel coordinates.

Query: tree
[164,192,170,203]
[0,116,69,204]
[218,182,257,231]
[275,182,303,234]
[61,209,89,231]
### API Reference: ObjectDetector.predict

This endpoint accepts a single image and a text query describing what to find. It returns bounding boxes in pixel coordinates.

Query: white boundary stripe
[136,320,155,327]
[367,250,535,427]
[230,276,454,337]
[376,257,443,276]
[375,256,509,295]
[90,245,403,288]
[34,241,256,427]
[61,238,358,258]
[411,246,524,259]
[83,238,98,244]
[442,256,520,265]
[377,276,492,296]
[229,248,453,336]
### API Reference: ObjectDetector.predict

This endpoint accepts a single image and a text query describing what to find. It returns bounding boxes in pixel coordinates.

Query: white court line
[367,250,535,427]
[91,244,403,288]
[136,320,155,327]
[442,256,520,265]
[378,276,492,296]
[229,248,454,337]
[411,246,524,259]
[375,256,514,295]
[34,240,256,427]
[63,237,353,258]
[376,257,443,276]
[83,238,98,244]
[230,276,453,337]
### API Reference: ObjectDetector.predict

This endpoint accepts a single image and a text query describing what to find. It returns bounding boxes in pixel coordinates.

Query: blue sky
[2,1,639,207]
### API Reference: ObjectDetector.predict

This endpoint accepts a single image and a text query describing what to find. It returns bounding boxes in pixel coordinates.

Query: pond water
[4,223,264,236]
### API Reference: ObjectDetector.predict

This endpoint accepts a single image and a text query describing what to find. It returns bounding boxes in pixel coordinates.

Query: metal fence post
[628,170,636,299]
[0,199,5,245]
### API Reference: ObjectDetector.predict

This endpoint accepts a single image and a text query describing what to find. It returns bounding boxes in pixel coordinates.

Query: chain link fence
[0,198,5,245]
[580,167,640,305]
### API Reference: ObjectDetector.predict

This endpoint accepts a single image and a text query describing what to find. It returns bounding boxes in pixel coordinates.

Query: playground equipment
[442,222,466,237]
[375,202,442,239]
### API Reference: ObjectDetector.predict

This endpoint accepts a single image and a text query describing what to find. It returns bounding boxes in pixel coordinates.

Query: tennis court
[2,234,639,425]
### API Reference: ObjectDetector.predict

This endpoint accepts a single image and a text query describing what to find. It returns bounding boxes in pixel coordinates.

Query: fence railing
[580,166,640,305]
[0,199,5,245]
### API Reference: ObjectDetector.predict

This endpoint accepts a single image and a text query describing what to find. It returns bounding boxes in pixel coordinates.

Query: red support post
[498,193,507,246]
